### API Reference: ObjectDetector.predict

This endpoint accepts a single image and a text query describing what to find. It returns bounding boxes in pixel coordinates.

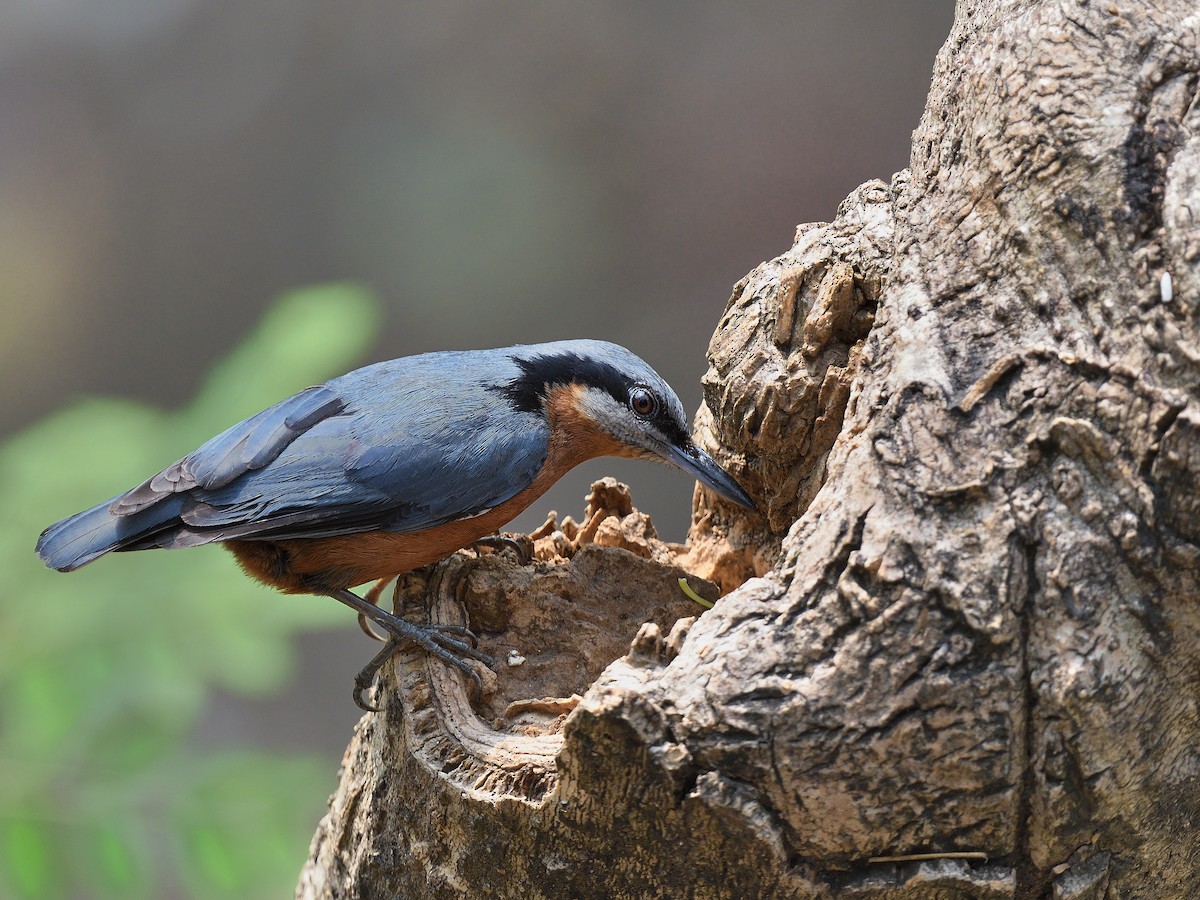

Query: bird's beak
[661,441,757,511]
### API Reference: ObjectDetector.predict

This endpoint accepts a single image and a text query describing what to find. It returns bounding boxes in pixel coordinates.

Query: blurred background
[1,2,954,896]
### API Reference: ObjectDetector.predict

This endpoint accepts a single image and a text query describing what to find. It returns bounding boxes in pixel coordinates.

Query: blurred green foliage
[0,284,380,899]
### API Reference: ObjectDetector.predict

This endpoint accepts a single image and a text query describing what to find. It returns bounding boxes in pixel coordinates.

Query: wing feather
[110,386,345,515]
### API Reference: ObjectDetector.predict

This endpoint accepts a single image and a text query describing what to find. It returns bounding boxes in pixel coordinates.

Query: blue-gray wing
[110,386,347,515]
[157,392,550,545]
[38,384,351,567]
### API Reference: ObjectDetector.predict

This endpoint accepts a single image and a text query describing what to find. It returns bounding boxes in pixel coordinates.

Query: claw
[353,672,382,712]
[430,623,479,648]
[354,686,379,712]
[357,613,388,642]
[353,639,401,711]
[464,665,484,701]
[356,578,395,642]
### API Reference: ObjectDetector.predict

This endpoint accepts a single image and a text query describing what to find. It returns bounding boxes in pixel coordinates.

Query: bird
[36,340,756,707]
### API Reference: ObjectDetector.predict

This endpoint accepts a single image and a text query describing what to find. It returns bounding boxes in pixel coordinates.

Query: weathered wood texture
[298,1,1200,896]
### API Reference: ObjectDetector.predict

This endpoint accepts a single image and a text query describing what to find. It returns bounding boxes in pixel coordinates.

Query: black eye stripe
[496,352,690,445]
[498,352,632,413]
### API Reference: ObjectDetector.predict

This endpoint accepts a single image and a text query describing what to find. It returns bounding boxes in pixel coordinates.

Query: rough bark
[298,1,1200,897]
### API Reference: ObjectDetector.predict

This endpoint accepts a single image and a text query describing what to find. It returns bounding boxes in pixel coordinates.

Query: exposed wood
[299,1,1200,896]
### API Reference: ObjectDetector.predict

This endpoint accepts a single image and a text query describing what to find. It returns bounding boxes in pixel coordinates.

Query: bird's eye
[629,386,658,417]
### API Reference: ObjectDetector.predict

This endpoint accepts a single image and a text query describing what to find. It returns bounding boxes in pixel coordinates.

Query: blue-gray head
[500,340,756,510]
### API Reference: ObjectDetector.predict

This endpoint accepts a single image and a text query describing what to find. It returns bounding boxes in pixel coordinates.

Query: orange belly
[227,501,535,593]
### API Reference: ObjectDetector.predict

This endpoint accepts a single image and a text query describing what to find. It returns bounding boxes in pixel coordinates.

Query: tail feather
[36,495,187,572]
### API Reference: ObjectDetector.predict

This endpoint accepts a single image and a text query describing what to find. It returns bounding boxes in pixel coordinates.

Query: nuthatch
[36,340,755,706]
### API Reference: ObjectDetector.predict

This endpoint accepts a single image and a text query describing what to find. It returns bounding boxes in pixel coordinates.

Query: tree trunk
[297,1,1200,896]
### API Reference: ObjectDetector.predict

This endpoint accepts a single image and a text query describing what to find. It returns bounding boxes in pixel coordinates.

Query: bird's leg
[328,588,495,711]
[471,533,533,565]
[354,575,479,645]
[350,633,487,712]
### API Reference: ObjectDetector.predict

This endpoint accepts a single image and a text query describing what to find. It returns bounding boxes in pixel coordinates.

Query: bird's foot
[327,588,495,711]
[352,620,495,711]
[471,533,533,566]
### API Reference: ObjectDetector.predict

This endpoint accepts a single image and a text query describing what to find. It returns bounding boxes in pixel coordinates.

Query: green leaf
[1,818,57,899]
[72,820,149,898]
